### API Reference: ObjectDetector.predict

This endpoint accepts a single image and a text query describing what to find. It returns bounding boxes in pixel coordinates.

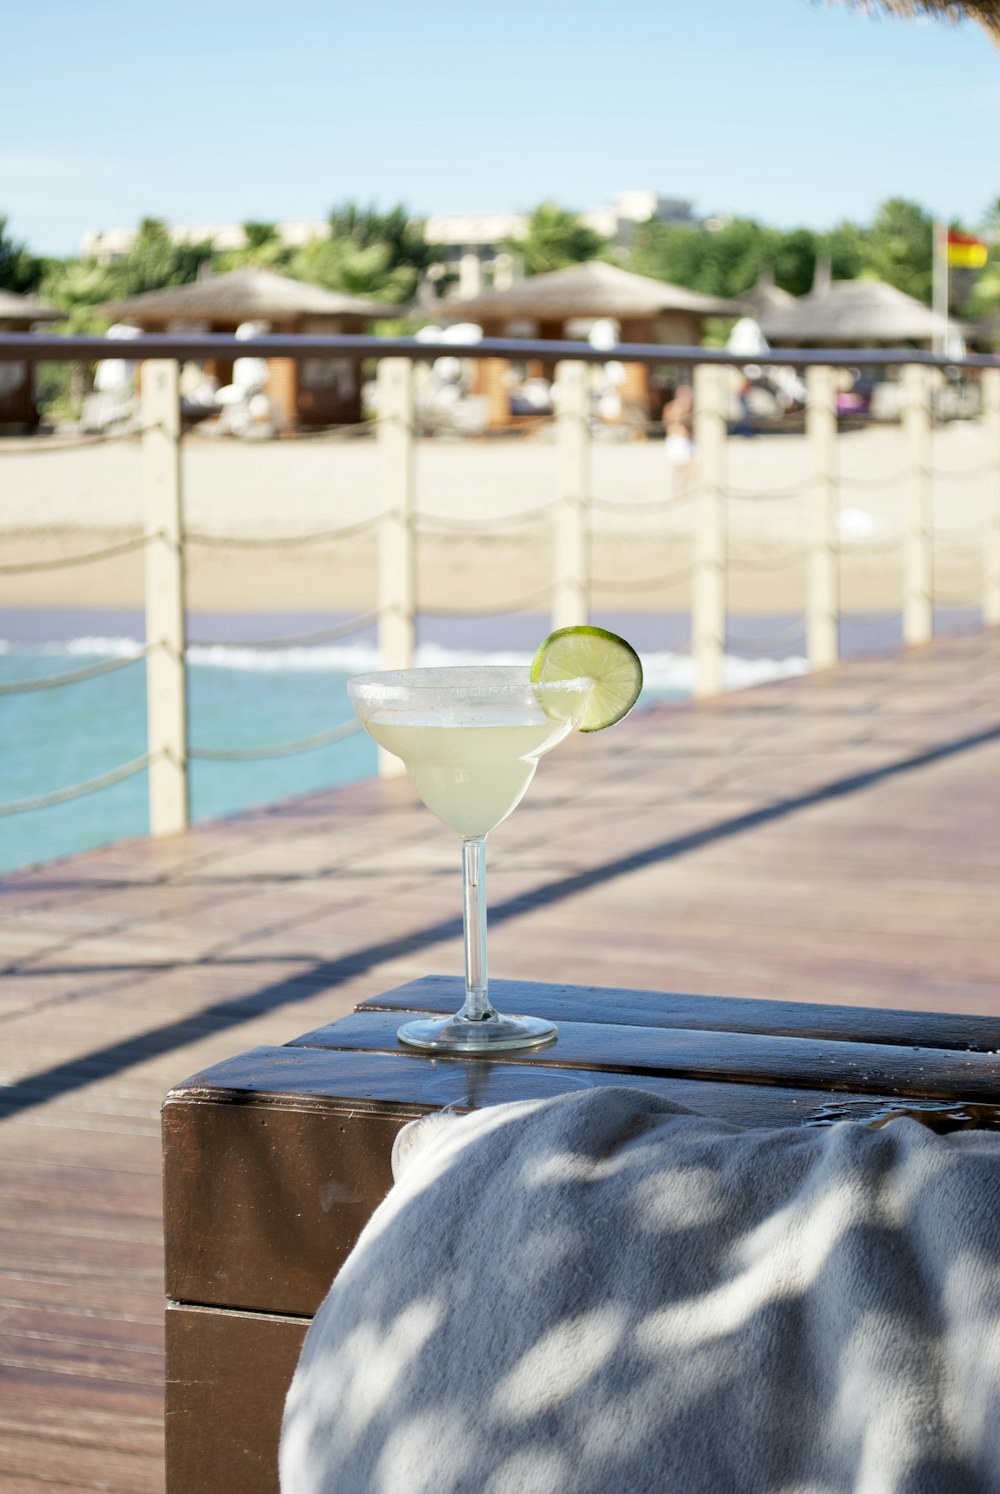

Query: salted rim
[348,665,592,705]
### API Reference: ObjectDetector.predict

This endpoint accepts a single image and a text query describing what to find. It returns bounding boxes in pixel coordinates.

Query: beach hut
[0,289,61,430]
[756,275,959,349]
[440,261,744,424]
[100,267,398,428]
[738,267,796,323]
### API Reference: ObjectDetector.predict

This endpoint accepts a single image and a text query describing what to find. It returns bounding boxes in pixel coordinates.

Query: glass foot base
[397,1011,557,1054]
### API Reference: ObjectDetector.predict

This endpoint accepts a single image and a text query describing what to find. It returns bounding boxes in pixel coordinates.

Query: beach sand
[1,422,990,616]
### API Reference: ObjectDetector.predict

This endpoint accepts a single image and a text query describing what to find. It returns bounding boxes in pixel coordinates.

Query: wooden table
[161,975,1000,1494]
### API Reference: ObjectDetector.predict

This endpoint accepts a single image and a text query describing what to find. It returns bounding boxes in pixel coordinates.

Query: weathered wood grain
[1,627,998,1489]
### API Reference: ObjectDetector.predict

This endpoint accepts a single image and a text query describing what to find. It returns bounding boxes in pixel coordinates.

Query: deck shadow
[2,717,999,1121]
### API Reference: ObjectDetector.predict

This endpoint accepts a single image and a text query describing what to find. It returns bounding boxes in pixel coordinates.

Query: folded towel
[281,1088,1000,1494]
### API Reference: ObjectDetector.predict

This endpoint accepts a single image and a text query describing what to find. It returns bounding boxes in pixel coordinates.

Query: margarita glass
[348,665,593,1053]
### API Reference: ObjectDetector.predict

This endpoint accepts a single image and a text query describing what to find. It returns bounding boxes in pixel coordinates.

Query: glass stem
[459,836,495,1022]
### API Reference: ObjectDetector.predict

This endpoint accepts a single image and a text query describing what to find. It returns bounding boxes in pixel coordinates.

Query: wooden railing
[2,331,999,837]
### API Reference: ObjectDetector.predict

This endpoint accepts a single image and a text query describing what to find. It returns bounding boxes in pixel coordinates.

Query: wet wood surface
[1,627,999,1490]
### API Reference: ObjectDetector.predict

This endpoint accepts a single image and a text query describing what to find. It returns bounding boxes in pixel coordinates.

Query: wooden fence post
[142,359,189,837]
[902,362,934,646]
[376,357,416,777]
[806,364,839,670]
[981,367,1000,627]
[692,362,728,697]
[552,360,590,631]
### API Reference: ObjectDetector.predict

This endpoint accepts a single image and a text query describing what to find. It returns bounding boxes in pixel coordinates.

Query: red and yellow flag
[946,231,989,270]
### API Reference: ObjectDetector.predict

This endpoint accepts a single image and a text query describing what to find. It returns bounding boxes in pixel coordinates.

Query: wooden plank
[0,626,999,1491]
[163,1041,993,1318]
[299,1008,1000,1102]
[0,1429,163,1494]
[356,974,1000,1050]
[165,1304,306,1494]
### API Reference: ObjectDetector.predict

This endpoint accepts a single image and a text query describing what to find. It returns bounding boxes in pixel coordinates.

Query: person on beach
[662,383,695,496]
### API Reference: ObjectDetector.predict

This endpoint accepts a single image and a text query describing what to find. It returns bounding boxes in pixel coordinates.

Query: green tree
[40,257,115,330]
[243,221,280,251]
[819,221,866,281]
[42,218,215,331]
[280,202,437,304]
[105,217,214,297]
[502,202,609,276]
[329,202,436,274]
[629,214,876,299]
[215,221,293,273]
[291,236,419,303]
[0,214,43,294]
[860,198,934,302]
[629,217,798,298]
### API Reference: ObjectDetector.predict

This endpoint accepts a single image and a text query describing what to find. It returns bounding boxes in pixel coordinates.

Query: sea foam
[1,636,809,693]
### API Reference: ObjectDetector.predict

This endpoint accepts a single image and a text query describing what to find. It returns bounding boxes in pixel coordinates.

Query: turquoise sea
[6,602,947,878]
[0,647,380,875]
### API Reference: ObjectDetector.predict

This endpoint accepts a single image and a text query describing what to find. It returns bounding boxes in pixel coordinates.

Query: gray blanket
[281,1088,1000,1494]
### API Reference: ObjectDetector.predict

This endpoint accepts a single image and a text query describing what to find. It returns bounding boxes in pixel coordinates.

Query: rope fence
[189,719,362,762]
[0,430,145,455]
[838,471,907,488]
[590,561,695,592]
[418,584,555,615]
[725,618,809,649]
[929,464,997,483]
[2,337,998,838]
[0,644,156,696]
[839,534,906,555]
[0,532,155,574]
[186,515,382,547]
[727,547,811,571]
[415,502,558,532]
[188,611,378,651]
[590,491,700,512]
[726,478,808,501]
[0,752,155,817]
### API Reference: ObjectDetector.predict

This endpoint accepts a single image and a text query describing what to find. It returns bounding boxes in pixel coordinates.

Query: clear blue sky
[3,0,997,255]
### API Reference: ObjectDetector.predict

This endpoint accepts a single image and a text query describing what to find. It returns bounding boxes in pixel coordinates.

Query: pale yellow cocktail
[363,714,575,839]
[349,640,642,1053]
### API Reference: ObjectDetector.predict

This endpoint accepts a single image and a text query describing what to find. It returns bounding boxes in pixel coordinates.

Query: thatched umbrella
[738,268,797,323]
[0,289,61,327]
[100,265,397,328]
[827,0,1000,41]
[439,261,744,424]
[0,289,61,430]
[101,267,398,427]
[441,260,743,337]
[757,277,961,347]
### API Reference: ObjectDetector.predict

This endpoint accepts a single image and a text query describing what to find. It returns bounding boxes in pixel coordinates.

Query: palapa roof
[441,261,745,324]
[827,0,1000,42]
[100,267,398,323]
[0,288,61,323]
[739,269,796,319]
[758,277,958,345]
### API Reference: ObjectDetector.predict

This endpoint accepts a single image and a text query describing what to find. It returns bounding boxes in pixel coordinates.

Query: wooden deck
[1,628,999,1492]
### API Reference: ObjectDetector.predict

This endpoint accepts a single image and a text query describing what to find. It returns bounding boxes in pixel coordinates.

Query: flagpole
[932,221,948,356]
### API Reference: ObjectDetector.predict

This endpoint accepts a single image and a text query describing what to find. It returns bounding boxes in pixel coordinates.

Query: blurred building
[81,190,699,298]
[425,191,698,298]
